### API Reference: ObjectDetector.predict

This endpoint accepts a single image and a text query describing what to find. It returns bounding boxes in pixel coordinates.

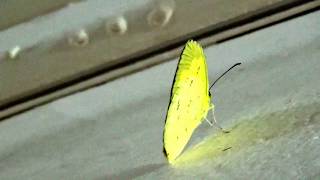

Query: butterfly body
[163,40,213,164]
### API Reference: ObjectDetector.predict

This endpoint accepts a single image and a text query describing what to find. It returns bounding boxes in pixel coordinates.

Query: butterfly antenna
[209,62,241,91]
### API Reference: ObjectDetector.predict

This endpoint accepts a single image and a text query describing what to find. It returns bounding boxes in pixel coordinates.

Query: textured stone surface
[0,11,319,180]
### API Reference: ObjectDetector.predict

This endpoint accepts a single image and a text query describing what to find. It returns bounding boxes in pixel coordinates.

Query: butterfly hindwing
[163,40,211,164]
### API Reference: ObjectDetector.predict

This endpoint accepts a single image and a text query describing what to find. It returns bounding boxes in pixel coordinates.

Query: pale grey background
[0,11,319,179]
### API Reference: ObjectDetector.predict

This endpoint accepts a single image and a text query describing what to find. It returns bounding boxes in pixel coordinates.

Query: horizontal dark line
[195,0,318,42]
[217,3,320,43]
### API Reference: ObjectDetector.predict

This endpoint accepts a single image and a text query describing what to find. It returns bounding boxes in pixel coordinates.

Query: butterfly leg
[204,117,213,126]
[209,104,230,133]
[204,104,215,126]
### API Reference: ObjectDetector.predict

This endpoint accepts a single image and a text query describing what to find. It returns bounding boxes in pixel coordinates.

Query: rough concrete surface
[0,11,319,179]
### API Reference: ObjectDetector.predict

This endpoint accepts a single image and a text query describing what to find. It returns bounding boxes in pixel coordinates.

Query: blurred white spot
[68,29,89,47]
[8,46,21,59]
[147,0,175,27]
[313,136,319,140]
[106,16,128,35]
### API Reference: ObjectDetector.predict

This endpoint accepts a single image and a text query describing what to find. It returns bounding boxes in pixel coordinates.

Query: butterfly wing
[163,40,211,163]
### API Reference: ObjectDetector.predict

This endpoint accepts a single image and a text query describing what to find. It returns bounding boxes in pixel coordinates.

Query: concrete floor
[0,11,320,180]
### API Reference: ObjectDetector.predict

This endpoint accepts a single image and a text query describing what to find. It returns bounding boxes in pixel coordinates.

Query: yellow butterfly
[163,40,240,164]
